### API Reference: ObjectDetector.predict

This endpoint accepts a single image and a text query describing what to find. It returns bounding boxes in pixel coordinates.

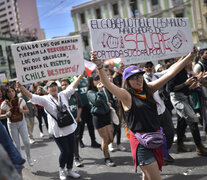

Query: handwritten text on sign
[11,36,84,84]
[89,18,194,64]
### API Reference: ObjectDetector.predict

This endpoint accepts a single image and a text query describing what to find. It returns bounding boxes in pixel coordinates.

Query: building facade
[0,0,42,40]
[71,0,207,51]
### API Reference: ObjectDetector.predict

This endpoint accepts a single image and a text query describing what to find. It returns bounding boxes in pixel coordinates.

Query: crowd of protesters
[0,46,207,180]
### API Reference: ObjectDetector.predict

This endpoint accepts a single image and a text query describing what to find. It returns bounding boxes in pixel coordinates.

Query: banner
[89,18,194,64]
[11,36,84,84]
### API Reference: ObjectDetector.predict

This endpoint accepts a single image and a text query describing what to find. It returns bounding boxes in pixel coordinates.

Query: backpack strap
[18,98,23,107]
[198,61,205,72]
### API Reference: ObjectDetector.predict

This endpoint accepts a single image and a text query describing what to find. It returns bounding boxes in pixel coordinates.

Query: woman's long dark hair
[4,85,17,100]
[87,76,98,92]
[118,77,156,122]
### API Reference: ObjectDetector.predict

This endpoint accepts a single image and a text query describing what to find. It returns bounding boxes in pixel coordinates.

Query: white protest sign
[11,35,84,84]
[89,18,194,64]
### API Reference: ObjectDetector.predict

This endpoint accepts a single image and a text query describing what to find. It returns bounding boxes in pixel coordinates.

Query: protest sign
[0,73,7,83]
[11,35,84,84]
[89,18,194,64]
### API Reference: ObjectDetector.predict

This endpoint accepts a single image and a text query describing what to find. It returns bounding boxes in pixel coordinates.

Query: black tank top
[124,94,160,133]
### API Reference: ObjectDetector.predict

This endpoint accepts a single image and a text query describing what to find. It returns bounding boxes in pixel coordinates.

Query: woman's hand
[16,81,22,89]
[90,51,103,70]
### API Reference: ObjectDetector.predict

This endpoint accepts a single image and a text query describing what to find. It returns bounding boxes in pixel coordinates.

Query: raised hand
[90,51,103,70]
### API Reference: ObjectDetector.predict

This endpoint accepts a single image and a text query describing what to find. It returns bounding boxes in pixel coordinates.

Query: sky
[36,0,90,39]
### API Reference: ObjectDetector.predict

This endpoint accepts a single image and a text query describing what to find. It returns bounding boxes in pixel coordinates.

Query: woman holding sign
[16,75,83,180]
[90,47,198,180]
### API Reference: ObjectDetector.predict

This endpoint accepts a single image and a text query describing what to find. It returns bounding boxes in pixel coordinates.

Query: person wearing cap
[16,75,84,180]
[90,47,197,180]
[87,73,116,167]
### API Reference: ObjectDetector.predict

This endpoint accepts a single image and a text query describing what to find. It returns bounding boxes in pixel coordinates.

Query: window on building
[0,13,6,18]
[0,45,3,57]
[9,17,12,20]
[8,5,11,8]
[175,12,184,17]
[83,35,89,47]
[204,0,207,5]
[0,19,8,24]
[80,13,85,24]
[130,0,139,17]
[1,25,9,29]
[0,2,5,6]
[151,0,158,6]
[10,23,13,26]
[8,11,12,14]
[7,0,10,2]
[96,8,101,19]
[0,8,6,12]
[112,3,119,16]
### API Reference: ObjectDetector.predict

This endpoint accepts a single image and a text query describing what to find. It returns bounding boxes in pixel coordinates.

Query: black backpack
[49,96,74,128]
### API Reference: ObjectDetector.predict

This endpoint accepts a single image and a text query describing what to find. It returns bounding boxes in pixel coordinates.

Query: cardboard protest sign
[11,36,84,84]
[89,18,194,64]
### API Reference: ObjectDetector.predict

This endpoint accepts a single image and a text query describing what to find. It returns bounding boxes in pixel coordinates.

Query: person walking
[61,78,83,167]
[0,85,34,166]
[77,72,101,148]
[35,86,49,138]
[90,47,198,180]
[87,73,116,167]
[17,75,83,180]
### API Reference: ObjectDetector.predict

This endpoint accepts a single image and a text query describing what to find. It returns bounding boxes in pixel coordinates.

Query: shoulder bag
[102,88,119,125]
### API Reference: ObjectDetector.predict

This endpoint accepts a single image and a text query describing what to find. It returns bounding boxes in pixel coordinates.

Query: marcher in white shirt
[17,74,83,180]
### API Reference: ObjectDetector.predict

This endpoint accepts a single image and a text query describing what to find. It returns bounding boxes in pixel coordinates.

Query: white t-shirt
[1,98,26,123]
[30,85,77,138]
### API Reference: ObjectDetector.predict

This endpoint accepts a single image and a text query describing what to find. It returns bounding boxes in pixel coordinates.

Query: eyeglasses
[129,74,143,80]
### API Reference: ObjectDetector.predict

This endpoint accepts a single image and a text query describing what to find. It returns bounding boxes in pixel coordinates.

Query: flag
[84,60,96,76]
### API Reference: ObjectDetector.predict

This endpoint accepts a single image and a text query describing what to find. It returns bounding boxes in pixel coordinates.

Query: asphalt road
[22,118,207,180]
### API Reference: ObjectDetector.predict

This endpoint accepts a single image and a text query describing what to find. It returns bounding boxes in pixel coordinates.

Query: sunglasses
[129,74,143,80]
[93,76,100,81]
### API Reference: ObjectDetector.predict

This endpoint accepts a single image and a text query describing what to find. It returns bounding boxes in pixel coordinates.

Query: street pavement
[22,118,207,180]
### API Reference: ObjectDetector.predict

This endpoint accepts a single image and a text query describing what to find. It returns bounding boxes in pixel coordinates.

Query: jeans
[79,106,96,143]
[0,121,25,173]
[54,133,75,169]
[159,108,175,149]
[74,122,81,160]
[8,119,31,158]
[170,92,201,146]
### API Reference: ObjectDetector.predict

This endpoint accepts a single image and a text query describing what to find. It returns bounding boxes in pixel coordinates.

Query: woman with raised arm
[90,47,198,180]
[17,75,83,180]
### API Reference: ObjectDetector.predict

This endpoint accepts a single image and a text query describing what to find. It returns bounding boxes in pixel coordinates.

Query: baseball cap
[46,81,57,88]
[123,65,145,81]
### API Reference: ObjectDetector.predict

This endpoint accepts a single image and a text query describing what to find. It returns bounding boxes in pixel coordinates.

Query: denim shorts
[137,144,156,166]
